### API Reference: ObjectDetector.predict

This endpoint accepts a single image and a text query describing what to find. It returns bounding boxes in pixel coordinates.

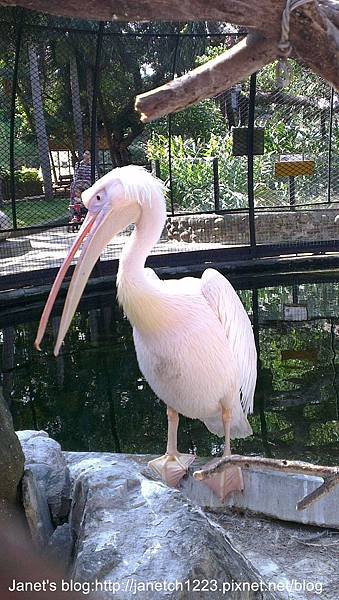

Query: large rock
[17,430,71,524]
[22,467,54,548]
[66,453,277,599]
[0,389,25,520]
[47,523,73,573]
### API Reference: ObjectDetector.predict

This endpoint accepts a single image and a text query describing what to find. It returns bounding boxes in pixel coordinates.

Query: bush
[1,167,43,200]
[146,134,252,211]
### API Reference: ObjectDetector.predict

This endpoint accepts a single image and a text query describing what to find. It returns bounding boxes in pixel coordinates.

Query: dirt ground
[212,508,339,599]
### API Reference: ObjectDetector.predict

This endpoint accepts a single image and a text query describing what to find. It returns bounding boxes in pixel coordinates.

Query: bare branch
[135,33,277,122]
[319,0,339,29]
[2,0,338,111]
[255,91,339,113]
[194,455,339,511]
[0,0,284,30]
[296,475,339,511]
[193,454,339,480]
[291,1,339,91]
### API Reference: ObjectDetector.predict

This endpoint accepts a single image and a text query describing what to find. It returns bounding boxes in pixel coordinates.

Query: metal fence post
[247,72,257,255]
[289,176,296,210]
[327,87,334,204]
[91,22,104,277]
[154,159,161,178]
[91,22,104,185]
[168,32,180,217]
[213,157,220,212]
[9,9,24,230]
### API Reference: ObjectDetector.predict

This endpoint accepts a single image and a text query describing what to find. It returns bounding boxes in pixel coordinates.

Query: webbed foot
[148,453,196,488]
[194,458,243,502]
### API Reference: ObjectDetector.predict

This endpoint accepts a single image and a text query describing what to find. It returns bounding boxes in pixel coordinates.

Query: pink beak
[34,203,120,356]
[34,213,96,354]
[35,177,139,356]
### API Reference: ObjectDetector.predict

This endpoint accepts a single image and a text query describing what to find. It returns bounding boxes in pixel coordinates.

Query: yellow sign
[275,160,314,177]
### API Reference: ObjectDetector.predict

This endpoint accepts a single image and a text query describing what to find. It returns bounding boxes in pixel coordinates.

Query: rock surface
[165,209,339,246]
[15,434,337,598]
[66,452,277,599]
[0,389,25,520]
[21,467,54,548]
[214,509,339,600]
[47,523,73,573]
[17,430,71,524]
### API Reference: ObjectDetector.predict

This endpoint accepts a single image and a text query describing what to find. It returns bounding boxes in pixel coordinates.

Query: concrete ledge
[181,467,339,529]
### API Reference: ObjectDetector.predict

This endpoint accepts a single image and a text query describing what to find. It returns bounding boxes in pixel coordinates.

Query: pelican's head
[34,165,165,356]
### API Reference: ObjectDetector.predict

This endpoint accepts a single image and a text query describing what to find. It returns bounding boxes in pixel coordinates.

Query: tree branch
[255,90,339,113]
[296,475,339,511]
[194,455,339,511]
[135,33,277,122]
[319,0,339,29]
[194,454,339,480]
[291,1,339,91]
[2,0,338,115]
[0,0,284,30]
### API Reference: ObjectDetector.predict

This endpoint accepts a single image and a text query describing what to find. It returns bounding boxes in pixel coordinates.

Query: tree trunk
[28,45,53,200]
[86,66,100,174]
[98,91,117,166]
[69,54,84,158]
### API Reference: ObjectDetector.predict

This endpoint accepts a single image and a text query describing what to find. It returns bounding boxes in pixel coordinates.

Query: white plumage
[35,165,257,494]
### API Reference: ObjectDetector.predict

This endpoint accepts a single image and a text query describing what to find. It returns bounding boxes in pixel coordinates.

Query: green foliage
[148,100,228,140]
[13,166,41,184]
[146,133,282,210]
[1,167,43,201]
[0,108,39,171]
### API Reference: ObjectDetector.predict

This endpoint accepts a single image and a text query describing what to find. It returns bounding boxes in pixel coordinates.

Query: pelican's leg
[194,405,243,502]
[148,407,196,488]
[222,406,231,457]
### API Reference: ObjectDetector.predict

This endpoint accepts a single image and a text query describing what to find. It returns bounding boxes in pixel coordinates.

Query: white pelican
[35,166,257,500]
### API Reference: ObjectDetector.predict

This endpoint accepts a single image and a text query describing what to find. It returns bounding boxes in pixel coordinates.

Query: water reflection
[1,275,338,465]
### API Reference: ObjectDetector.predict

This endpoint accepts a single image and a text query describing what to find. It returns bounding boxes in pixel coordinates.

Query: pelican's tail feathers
[230,400,253,439]
[203,415,224,438]
[203,402,253,440]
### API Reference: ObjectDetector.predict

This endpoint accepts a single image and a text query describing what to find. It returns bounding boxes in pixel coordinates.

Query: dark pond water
[1,272,339,465]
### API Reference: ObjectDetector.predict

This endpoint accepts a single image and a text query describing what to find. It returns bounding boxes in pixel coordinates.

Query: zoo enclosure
[0,9,338,287]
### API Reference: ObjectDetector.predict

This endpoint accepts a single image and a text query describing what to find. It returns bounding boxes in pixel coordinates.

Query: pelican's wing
[201,268,257,415]
[145,268,202,295]
[144,267,161,283]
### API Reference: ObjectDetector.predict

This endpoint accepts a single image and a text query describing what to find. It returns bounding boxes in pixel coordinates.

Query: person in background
[70,150,93,201]
[68,150,98,233]
[68,182,89,232]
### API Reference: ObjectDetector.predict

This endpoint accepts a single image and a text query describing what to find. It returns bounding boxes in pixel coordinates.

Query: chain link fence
[0,9,338,284]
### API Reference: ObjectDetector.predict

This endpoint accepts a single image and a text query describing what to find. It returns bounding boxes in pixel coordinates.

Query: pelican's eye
[96,195,101,201]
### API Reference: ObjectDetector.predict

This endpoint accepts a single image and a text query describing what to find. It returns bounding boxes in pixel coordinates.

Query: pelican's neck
[119,198,165,279]
[116,197,167,329]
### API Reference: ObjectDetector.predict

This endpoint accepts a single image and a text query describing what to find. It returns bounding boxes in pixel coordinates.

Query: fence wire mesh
[0,8,338,283]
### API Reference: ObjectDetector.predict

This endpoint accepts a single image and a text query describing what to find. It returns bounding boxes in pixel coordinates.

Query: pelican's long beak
[34,202,131,356]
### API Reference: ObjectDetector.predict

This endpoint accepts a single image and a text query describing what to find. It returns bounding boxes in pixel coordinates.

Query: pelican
[35,166,257,500]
